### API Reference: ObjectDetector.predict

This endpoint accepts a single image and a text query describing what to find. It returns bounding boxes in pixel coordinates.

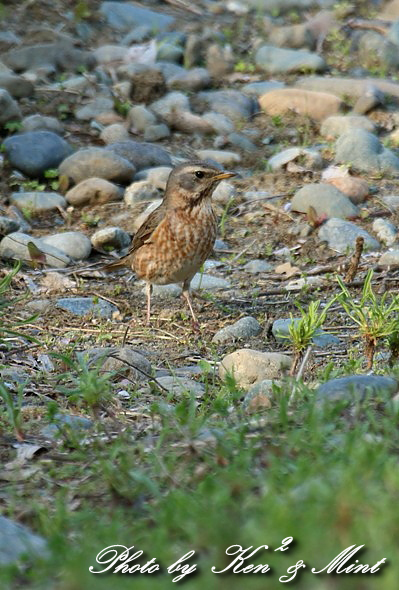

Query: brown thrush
[105,160,235,323]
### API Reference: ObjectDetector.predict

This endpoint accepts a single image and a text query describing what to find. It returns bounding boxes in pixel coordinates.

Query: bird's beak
[212,171,236,181]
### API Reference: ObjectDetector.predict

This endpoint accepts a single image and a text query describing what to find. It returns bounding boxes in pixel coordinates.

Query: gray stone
[0,216,19,236]
[372,218,397,246]
[0,88,21,125]
[55,297,118,318]
[155,375,205,398]
[335,129,399,175]
[0,73,34,98]
[3,131,72,177]
[219,349,291,390]
[25,299,51,314]
[100,1,175,32]
[93,44,129,64]
[202,112,235,135]
[243,380,275,412]
[105,140,172,171]
[255,45,325,74]
[41,413,93,439]
[2,43,95,73]
[269,147,322,171]
[273,318,341,349]
[128,105,157,133]
[318,218,380,253]
[143,123,170,142]
[242,80,285,96]
[316,375,398,402]
[75,97,114,121]
[243,259,273,274]
[77,347,151,382]
[226,132,257,152]
[152,273,230,298]
[10,192,66,216]
[378,249,399,266]
[212,316,262,344]
[0,516,48,565]
[353,85,384,115]
[196,89,256,122]
[135,166,172,190]
[167,67,211,92]
[382,195,399,210]
[59,148,135,184]
[320,115,375,138]
[21,114,63,134]
[41,232,92,260]
[124,181,160,206]
[292,184,359,219]
[212,180,236,205]
[150,91,190,119]
[196,149,240,167]
[91,227,131,252]
[0,232,70,267]
[156,43,183,64]
[100,123,129,144]
[65,177,122,206]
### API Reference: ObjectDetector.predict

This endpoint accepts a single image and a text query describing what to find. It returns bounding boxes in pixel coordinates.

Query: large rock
[259,88,342,121]
[2,42,95,72]
[291,183,359,219]
[105,140,172,171]
[295,75,399,100]
[41,232,92,260]
[212,316,262,344]
[22,114,64,134]
[3,131,72,177]
[59,148,135,184]
[335,129,399,175]
[56,297,118,318]
[0,232,71,267]
[195,89,256,122]
[316,375,398,402]
[219,349,291,390]
[255,45,325,74]
[10,192,66,216]
[0,88,21,125]
[0,73,34,98]
[100,1,175,32]
[0,516,48,565]
[320,115,375,138]
[65,178,122,206]
[318,218,380,253]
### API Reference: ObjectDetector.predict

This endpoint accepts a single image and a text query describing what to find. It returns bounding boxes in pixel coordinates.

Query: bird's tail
[102,256,129,272]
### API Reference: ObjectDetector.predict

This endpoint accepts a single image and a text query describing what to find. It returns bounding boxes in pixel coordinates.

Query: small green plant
[113,98,132,118]
[4,120,23,133]
[234,60,255,73]
[44,168,60,191]
[0,383,25,441]
[337,270,399,369]
[81,212,100,227]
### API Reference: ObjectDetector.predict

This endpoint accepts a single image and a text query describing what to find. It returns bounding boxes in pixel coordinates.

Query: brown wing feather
[103,201,167,271]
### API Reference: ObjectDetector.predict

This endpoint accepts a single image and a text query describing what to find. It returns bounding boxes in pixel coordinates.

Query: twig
[163,0,203,15]
[346,18,391,35]
[344,237,364,283]
[296,345,313,382]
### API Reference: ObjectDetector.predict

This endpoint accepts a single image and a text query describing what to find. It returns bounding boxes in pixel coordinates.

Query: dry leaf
[274,262,300,278]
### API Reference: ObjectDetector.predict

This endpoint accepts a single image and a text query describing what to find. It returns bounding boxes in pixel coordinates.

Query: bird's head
[165,161,236,208]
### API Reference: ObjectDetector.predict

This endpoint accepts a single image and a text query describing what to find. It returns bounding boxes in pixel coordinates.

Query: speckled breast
[133,202,217,285]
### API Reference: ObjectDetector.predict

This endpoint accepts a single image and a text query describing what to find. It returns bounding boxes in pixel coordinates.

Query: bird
[105,160,235,324]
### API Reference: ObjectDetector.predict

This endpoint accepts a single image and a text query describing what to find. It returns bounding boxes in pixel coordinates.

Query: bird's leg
[145,283,153,325]
[182,279,199,328]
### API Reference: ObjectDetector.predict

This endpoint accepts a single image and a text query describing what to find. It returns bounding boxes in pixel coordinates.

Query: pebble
[372,218,397,246]
[196,89,256,122]
[10,192,66,216]
[0,74,34,98]
[291,184,359,219]
[55,297,118,318]
[128,105,157,133]
[294,75,399,100]
[100,1,175,32]
[219,349,291,390]
[152,274,231,298]
[268,147,322,171]
[243,259,273,274]
[0,88,21,124]
[143,123,170,142]
[212,316,262,344]
[3,131,72,177]
[335,129,399,175]
[75,97,114,121]
[167,67,211,92]
[316,375,398,402]
[382,195,399,210]
[255,45,326,74]
[378,249,399,266]
[272,318,341,349]
[259,88,342,121]
[0,232,71,267]
[2,42,94,73]
[324,175,369,205]
[40,414,93,439]
[242,80,285,97]
[132,200,162,232]
[59,147,135,184]
[135,166,172,190]
[100,123,130,144]
[226,132,257,152]
[212,181,236,205]
[150,91,190,120]
[105,140,172,171]
[196,149,240,167]
[320,115,375,139]
[318,218,380,253]
[65,177,122,206]
[155,375,205,398]
[205,43,235,78]
[91,227,131,252]
[0,216,20,236]
[77,347,151,382]
[41,232,92,260]
[243,380,274,413]
[0,516,48,565]
[124,181,160,206]
[156,43,183,64]
[202,112,235,135]
[21,114,64,134]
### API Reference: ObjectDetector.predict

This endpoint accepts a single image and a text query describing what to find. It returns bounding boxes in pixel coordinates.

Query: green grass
[1,379,398,589]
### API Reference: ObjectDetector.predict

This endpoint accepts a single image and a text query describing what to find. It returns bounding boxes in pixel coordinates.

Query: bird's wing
[103,202,166,270]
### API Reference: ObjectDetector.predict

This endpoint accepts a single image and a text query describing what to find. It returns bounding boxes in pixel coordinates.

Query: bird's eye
[195,170,204,179]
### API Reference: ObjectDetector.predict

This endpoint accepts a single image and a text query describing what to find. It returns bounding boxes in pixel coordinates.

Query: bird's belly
[133,209,216,285]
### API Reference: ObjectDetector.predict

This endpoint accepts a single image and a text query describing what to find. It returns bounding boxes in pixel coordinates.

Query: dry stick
[346,18,391,35]
[344,236,364,283]
[163,0,203,15]
[296,345,313,382]
[107,353,169,392]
